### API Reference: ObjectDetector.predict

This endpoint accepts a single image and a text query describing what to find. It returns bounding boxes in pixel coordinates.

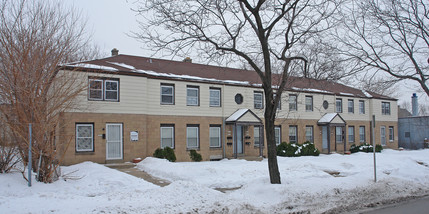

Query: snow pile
[66,63,118,71]
[1,150,429,213]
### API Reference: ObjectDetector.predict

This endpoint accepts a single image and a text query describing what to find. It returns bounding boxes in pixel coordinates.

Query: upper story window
[382,102,391,115]
[359,100,365,114]
[187,86,199,106]
[161,84,174,105]
[289,94,297,111]
[305,96,313,111]
[209,88,221,107]
[336,98,342,113]
[88,78,119,101]
[348,99,354,113]
[254,91,263,109]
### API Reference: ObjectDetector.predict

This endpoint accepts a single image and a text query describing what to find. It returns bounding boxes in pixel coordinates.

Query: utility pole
[372,115,377,182]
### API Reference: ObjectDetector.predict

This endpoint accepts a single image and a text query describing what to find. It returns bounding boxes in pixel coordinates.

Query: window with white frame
[209,125,221,148]
[187,86,199,106]
[381,126,386,146]
[76,124,94,152]
[348,99,354,113]
[160,125,174,148]
[305,126,313,143]
[161,84,174,104]
[336,126,343,143]
[382,102,391,115]
[88,78,119,101]
[359,126,365,143]
[336,98,342,113]
[348,126,354,142]
[187,125,199,149]
[289,95,297,111]
[305,96,313,111]
[254,126,261,147]
[209,88,221,107]
[389,126,394,142]
[275,126,281,145]
[359,100,365,114]
[289,126,297,143]
[254,91,263,109]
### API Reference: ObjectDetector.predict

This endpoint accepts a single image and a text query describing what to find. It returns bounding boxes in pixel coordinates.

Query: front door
[106,123,123,160]
[234,125,244,154]
[322,126,328,150]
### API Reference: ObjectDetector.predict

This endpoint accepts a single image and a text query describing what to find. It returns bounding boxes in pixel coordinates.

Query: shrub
[152,147,176,162]
[189,150,202,162]
[350,143,383,153]
[301,141,320,156]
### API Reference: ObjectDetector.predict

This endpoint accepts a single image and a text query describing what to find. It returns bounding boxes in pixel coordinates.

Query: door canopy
[226,109,262,125]
[317,113,346,126]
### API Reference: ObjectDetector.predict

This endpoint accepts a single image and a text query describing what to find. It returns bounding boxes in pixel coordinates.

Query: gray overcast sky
[65,0,426,106]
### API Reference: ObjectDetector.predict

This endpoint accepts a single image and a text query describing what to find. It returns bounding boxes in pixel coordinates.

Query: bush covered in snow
[276,141,320,157]
[350,143,383,153]
[153,147,176,162]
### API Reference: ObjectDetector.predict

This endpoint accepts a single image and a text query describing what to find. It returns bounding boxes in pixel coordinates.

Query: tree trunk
[264,91,281,184]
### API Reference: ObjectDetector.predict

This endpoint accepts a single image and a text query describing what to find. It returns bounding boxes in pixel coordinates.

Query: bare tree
[133,0,341,184]
[0,0,96,182]
[337,0,429,97]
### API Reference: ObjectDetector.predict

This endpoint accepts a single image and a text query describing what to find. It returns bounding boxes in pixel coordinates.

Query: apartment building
[58,54,398,165]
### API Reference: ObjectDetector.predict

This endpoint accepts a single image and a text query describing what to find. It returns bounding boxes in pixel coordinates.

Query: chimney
[183,57,192,63]
[111,48,119,56]
[412,93,419,116]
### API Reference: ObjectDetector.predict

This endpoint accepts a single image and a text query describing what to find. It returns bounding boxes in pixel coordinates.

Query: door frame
[106,123,123,160]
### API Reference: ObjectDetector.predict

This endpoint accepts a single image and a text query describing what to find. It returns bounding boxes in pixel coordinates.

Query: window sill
[209,147,222,150]
[75,151,95,155]
[186,148,200,151]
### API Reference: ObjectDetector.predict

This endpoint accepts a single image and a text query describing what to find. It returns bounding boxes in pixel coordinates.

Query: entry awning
[225,109,262,125]
[317,113,346,126]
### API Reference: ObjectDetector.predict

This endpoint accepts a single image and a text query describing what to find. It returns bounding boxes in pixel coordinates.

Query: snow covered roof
[62,54,396,100]
[226,109,262,124]
[317,113,346,125]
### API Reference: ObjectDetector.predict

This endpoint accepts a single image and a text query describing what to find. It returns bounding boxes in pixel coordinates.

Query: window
[381,126,386,146]
[76,124,94,152]
[348,126,354,143]
[89,78,119,101]
[161,84,174,104]
[273,93,281,110]
[382,102,391,115]
[289,95,297,111]
[336,126,343,143]
[161,125,174,148]
[89,79,103,100]
[187,86,199,106]
[336,98,342,113]
[359,100,365,114]
[305,126,313,143]
[209,125,221,148]
[254,91,263,109]
[187,125,199,149]
[254,126,262,147]
[209,88,221,107]
[275,126,281,145]
[389,126,394,142]
[305,96,313,112]
[289,126,297,143]
[348,99,354,113]
[359,126,365,143]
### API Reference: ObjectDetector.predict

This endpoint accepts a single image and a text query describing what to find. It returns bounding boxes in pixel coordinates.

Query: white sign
[130,131,139,141]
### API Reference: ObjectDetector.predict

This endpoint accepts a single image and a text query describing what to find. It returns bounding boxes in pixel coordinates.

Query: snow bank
[1,150,429,213]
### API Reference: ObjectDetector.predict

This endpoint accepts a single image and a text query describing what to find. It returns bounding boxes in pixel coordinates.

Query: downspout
[222,84,226,159]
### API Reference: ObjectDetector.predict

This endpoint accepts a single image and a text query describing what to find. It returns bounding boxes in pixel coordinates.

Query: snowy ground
[1,149,429,213]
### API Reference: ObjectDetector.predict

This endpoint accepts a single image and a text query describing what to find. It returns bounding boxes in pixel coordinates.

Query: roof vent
[111,48,119,56]
[183,57,192,63]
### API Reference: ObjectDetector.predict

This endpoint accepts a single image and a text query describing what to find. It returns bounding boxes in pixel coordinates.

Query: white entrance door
[106,123,123,160]
[322,126,328,149]
[380,126,386,146]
